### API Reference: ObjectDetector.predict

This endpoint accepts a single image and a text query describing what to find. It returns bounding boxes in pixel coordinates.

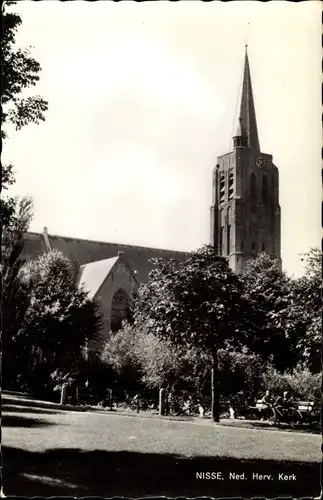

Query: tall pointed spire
[237,45,260,152]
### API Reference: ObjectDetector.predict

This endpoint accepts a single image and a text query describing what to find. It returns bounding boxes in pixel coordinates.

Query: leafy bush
[263,364,321,403]
[100,322,142,390]
[100,321,265,411]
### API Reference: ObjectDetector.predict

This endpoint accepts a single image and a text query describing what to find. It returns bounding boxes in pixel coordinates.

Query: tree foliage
[3,249,103,393]
[217,347,264,407]
[263,364,321,404]
[101,248,320,412]
[132,246,251,421]
[242,250,321,373]
[2,1,48,135]
[2,197,34,390]
[100,322,142,389]
[1,164,17,226]
[100,321,263,410]
[20,250,103,362]
[286,248,321,372]
[135,330,211,395]
[241,252,298,370]
[1,1,48,225]
[134,246,249,352]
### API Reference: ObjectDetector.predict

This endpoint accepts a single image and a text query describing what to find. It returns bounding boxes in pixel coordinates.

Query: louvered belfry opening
[219,172,225,204]
[228,170,234,201]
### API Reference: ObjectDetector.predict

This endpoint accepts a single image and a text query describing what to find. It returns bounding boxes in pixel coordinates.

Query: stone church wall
[90,258,138,350]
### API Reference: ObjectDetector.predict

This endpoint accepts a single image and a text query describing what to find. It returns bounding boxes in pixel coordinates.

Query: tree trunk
[211,348,220,423]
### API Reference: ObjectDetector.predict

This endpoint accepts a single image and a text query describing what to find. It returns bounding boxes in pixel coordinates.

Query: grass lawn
[2,402,321,497]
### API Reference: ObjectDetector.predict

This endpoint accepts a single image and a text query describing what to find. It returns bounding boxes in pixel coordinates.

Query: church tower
[210,47,281,273]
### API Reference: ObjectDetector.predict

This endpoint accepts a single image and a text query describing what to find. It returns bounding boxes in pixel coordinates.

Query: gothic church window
[214,170,219,204]
[262,174,268,203]
[250,172,257,201]
[227,206,232,255]
[227,206,232,223]
[227,225,231,254]
[220,227,224,256]
[111,288,129,332]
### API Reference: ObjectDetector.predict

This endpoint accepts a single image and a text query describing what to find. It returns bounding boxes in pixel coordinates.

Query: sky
[3,1,321,277]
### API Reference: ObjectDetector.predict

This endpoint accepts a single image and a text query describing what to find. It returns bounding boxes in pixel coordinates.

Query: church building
[22,47,281,344]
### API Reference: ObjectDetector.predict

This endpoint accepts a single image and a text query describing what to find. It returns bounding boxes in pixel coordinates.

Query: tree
[217,347,264,408]
[286,248,321,372]
[100,322,142,390]
[2,196,34,390]
[2,1,48,134]
[1,1,48,225]
[1,164,17,227]
[101,321,263,413]
[135,329,212,396]
[133,246,250,422]
[101,321,212,395]
[241,252,297,371]
[12,250,103,394]
[241,250,322,374]
[133,329,262,409]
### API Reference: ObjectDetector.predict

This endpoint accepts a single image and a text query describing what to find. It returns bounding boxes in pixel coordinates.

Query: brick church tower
[210,47,281,273]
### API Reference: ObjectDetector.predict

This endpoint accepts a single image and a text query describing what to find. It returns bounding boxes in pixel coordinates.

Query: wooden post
[211,348,220,423]
[109,389,113,410]
[159,388,166,416]
[60,384,67,405]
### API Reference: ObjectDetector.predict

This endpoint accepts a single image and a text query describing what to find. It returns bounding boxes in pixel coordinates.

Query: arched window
[227,206,232,223]
[111,289,129,332]
[227,206,232,255]
[227,225,231,255]
[250,172,257,201]
[262,174,268,203]
[214,170,219,204]
[219,227,224,256]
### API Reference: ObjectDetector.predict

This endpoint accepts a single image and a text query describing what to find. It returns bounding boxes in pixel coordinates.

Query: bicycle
[267,403,303,428]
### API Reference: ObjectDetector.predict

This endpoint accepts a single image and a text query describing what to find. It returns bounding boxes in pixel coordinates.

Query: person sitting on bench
[275,391,295,411]
[260,390,274,420]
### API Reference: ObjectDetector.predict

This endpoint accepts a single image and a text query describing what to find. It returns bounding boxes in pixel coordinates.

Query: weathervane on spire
[245,21,251,51]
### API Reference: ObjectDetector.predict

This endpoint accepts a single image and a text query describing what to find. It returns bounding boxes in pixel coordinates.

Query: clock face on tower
[255,155,265,168]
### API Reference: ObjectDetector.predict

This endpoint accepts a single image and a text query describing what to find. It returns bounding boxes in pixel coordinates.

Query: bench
[230,400,274,420]
[232,399,319,424]
[235,400,268,419]
[250,400,315,413]
[250,400,317,421]
[230,401,265,420]
[295,401,314,413]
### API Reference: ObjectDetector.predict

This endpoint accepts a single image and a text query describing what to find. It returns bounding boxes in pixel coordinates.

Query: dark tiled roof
[22,232,190,283]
